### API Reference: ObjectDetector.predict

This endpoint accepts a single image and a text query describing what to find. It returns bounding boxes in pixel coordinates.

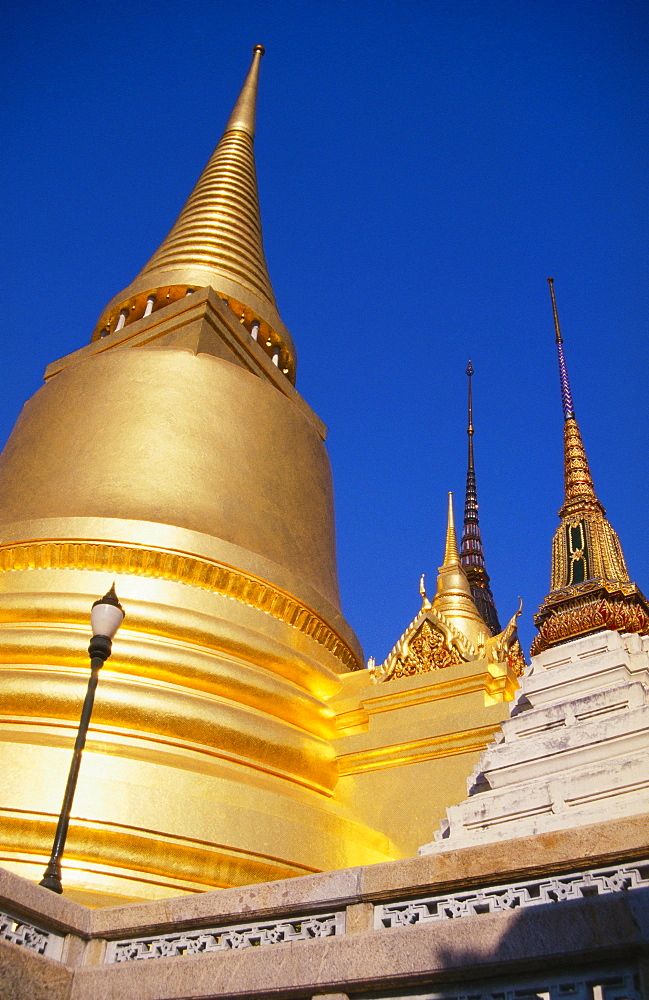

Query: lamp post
[40,584,125,894]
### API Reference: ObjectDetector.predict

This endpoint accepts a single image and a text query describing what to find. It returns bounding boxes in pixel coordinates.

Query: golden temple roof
[370,494,525,682]
[92,46,296,381]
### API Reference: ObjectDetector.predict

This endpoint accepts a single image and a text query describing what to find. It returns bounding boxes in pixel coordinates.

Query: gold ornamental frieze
[541,577,639,608]
[531,586,649,656]
[0,539,360,671]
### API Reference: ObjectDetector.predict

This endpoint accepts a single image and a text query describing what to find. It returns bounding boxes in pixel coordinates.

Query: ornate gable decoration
[404,620,463,675]
[369,589,525,684]
[370,495,526,684]
[369,606,469,683]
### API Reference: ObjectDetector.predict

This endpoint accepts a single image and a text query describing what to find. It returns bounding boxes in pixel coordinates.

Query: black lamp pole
[40,585,124,894]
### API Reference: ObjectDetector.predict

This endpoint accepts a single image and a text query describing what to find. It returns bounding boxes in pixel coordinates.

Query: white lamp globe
[90,584,125,639]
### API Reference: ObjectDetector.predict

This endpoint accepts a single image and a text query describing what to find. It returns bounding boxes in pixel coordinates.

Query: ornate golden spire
[92,45,296,382]
[548,276,605,521]
[369,494,525,683]
[561,418,604,517]
[433,493,491,650]
[531,279,649,654]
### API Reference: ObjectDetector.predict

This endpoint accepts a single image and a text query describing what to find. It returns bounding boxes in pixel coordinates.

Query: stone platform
[421,630,649,852]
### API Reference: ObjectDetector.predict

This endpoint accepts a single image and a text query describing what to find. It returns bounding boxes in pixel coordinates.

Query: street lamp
[40,584,125,894]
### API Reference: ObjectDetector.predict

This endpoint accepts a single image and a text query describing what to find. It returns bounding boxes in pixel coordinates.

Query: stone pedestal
[420,630,649,853]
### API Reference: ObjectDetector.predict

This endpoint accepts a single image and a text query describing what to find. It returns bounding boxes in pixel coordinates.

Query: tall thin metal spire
[460,361,501,635]
[548,277,575,421]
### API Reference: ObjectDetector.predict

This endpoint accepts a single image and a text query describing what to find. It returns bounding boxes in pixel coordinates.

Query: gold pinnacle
[443,492,461,566]
[91,45,296,378]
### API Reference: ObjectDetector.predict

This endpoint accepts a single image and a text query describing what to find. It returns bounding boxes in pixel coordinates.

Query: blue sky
[2,1,648,660]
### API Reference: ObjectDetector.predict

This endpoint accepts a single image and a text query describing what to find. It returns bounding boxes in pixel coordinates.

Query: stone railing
[4,858,647,967]
[375,859,649,929]
[105,911,345,963]
[0,908,64,960]
[0,815,647,1000]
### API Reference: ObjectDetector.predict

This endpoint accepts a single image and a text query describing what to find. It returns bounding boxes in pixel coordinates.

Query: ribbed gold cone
[92,45,296,379]
[561,418,604,517]
[138,127,275,304]
[443,491,461,565]
[138,46,275,309]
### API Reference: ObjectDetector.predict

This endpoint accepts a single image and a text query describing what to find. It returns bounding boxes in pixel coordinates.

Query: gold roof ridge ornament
[531,278,649,655]
[370,493,526,682]
[92,45,297,383]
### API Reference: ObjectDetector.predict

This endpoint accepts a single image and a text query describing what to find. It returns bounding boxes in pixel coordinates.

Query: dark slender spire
[460,361,501,635]
[548,277,575,420]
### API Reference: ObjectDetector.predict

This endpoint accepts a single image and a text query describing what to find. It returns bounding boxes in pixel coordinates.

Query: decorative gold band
[531,591,649,656]
[0,540,360,670]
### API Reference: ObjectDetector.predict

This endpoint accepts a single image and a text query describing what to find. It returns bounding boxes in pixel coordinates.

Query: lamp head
[90,584,125,640]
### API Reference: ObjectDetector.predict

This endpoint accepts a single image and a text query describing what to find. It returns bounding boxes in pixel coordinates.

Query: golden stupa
[0,49,519,906]
[0,47,397,906]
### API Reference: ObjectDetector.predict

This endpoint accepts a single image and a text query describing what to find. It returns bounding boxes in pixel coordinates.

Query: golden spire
[224,43,265,135]
[531,279,649,654]
[370,495,526,683]
[433,493,490,649]
[443,491,461,564]
[547,277,605,520]
[92,45,296,381]
[561,418,605,518]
